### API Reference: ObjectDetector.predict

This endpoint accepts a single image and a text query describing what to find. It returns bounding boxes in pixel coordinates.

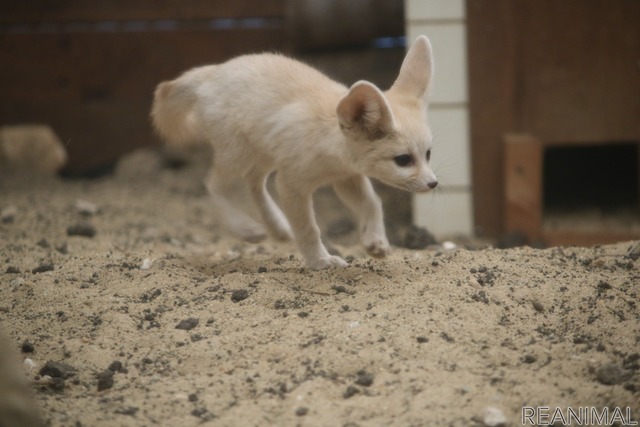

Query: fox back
[151,36,436,193]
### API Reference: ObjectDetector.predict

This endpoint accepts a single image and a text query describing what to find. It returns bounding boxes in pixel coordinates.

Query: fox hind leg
[246,170,293,242]
[204,164,266,243]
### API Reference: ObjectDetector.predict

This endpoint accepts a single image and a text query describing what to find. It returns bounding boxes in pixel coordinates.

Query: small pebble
[416,336,429,343]
[32,263,54,274]
[97,369,115,391]
[67,222,96,238]
[21,340,35,353]
[295,407,309,416]
[595,363,628,385]
[175,318,199,331]
[230,289,249,303]
[0,205,18,223]
[343,385,360,399]
[108,360,124,373]
[531,300,545,313]
[442,241,457,251]
[354,370,374,387]
[23,358,36,370]
[483,406,507,426]
[39,360,76,379]
[332,285,349,294]
[140,258,153,270]
[75,199,98,216]
[114,407,138,416]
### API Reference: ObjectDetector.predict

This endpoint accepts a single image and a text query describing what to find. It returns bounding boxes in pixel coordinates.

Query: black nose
[428,181,438,189]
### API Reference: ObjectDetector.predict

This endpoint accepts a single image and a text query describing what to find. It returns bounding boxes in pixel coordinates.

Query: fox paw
[365,239,390,258]
[308,255,349,270]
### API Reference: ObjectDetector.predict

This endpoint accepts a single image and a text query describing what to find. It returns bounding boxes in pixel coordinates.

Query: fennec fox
[152,35,436,270]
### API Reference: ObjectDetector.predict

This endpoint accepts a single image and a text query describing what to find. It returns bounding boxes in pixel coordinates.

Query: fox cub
[152,35,436,269]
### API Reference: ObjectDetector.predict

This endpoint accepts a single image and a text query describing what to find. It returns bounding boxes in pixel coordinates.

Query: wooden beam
[0,0,287,23]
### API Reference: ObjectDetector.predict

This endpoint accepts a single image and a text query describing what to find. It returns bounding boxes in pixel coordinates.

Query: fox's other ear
[390,35,433,100]
[337,81,395,140]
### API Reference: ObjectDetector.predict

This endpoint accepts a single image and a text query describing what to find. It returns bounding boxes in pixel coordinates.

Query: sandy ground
[0,148,638,427]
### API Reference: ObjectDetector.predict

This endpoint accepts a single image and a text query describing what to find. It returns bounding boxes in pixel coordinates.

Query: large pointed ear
[389,35,433,100]
[337,81,395,140]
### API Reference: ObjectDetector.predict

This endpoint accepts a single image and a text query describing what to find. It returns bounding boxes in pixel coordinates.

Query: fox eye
[426,149,432,162]
[393,154,414,167]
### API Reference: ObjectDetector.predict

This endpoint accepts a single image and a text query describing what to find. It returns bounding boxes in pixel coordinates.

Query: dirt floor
[0,148,638,427]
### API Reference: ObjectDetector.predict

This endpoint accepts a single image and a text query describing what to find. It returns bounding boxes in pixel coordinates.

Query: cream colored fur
[151,35,436,269]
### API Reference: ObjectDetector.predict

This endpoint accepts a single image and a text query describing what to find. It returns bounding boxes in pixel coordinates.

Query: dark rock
[230,289,249,303]
[140,288,162,303]
[114,407,138,416]
[97,369,115,391]
[531,300,545,313]
[440,332,455,343]
[48,377,66,391]
[354,370,374,387]
[331,285,349,294]
[108,361,124,373]
[188,393,198,402]
[595,363,629,385]
[66,222,96,238]
[5,266,20,274]
[295,407,309,416]
[21,341,34,353]
[403,225,437,250]
[39,360,76,379]
[416,336,429,344]
[522,354,537,364]
[31,263,54,274]
[190,407,215,421]
[175,318,199,331]
[1,206,17,223]
[471,291,489,304]
[343,385,360,399]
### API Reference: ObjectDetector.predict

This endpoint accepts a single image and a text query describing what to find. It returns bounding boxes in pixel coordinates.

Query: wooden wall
[467,0,640,237]
[0,1,288,175]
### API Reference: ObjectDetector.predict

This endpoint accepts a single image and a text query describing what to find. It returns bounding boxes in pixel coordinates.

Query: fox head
[337,35,436,193]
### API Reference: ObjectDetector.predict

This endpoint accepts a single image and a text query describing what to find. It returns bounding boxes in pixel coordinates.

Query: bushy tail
[151,78,204,146]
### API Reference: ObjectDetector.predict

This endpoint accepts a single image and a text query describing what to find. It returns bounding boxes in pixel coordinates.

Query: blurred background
[1,0,639,246]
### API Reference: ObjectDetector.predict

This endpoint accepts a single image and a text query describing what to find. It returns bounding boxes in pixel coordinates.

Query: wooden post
[503,134,543,242]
